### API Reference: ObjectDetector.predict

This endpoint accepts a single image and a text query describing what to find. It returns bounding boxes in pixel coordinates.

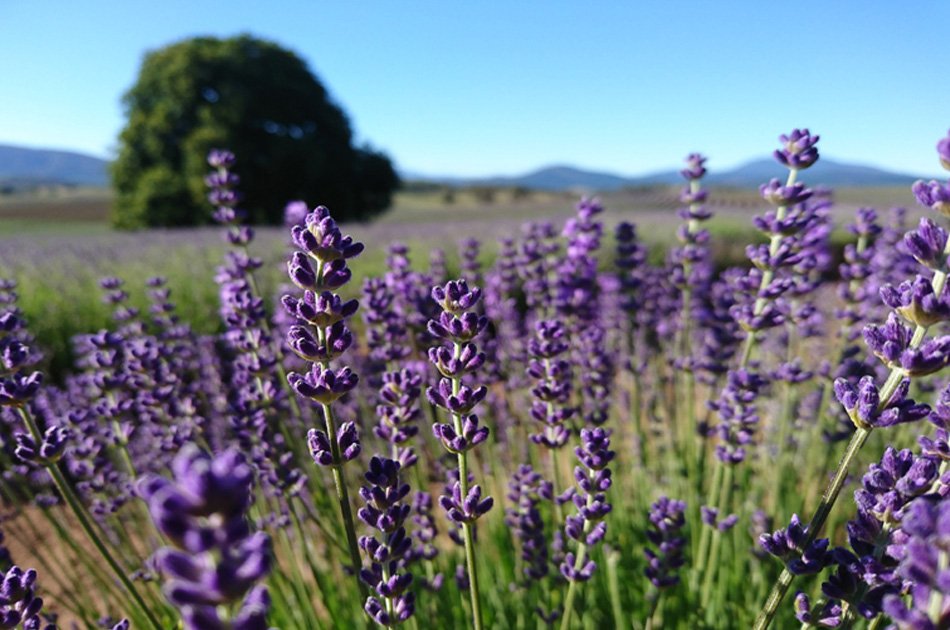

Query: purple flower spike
[282,204,364,529]
[527,319,576,449]
[356,456,416,626]
[506,465,552,581]
[138,446,272,624]
[644,497,687,588]
[561,428,614,584]
[774,128,820,170]
[880,495,950,628]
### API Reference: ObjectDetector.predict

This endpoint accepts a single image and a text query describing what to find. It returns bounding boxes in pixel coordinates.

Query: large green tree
[111,35,399,228]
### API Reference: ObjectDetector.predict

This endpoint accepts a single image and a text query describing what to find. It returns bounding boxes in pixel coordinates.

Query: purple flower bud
[432,279,482,314]
[439,482,493,523]
[288,364,358,404]
[912,179,950,217]
[207,149,236,169]
[881,276,950,327]
[905,217,949,268]
[0,371,42,407]
[760,179,813,206]
[560,552,596,582]
[14,425,69,466]
[138,446,271,616]
[291,206,365,263]
[426,379,487,415]
[774,128,820,170]
[680,152,707,180]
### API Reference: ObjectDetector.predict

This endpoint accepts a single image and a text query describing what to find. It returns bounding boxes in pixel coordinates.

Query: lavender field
[3,128,950,630]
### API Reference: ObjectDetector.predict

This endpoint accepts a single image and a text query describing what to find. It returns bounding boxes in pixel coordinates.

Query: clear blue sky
[2,1,948,177]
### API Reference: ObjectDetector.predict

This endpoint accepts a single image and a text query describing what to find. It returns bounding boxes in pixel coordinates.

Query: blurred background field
[0,182,923,383]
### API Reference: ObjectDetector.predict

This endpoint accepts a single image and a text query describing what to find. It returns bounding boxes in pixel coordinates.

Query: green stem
[644,589,662,630]
[752,427,871,630]
[321,402,369,603]
[18,407,164,630]
[606,549,624,628]
[701,464,733,607]
[558,546,586,630]
[694,458,723,572]
[559,464,602,630]
[449,339,484,630]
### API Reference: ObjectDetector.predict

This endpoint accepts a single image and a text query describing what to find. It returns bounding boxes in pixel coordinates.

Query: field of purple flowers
[2,128,950,629]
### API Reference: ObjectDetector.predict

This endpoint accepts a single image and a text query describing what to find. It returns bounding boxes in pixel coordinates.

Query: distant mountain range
[0,142,928,192]
[403,157,925,190]
[0,144,109,187]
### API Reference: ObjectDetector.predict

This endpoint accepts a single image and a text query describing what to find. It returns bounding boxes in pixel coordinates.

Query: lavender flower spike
[644,497,687,588]
[358,457,416,627]
[283,205,368,599]
[138,445,271,629]
[560,427,614,629]
[427,279,492,630]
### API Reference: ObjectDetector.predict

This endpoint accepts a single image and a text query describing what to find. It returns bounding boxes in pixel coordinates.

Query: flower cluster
[0,565,55,629]
[644,497,687,588]
[427,280,491,465]
[556,198,603,324]
[526,320,574,449]
[138,445,271,629]
[0,281,42,409]
[670,153,714,367]
[517,221,560,314]
[759,514,830,576]
[358,457,416,627]
[284,206,364,465]
[506,464,553,581]
[561,427,614,582]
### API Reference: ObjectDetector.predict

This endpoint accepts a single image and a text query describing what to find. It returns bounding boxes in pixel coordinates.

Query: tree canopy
[111,34,399,228]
